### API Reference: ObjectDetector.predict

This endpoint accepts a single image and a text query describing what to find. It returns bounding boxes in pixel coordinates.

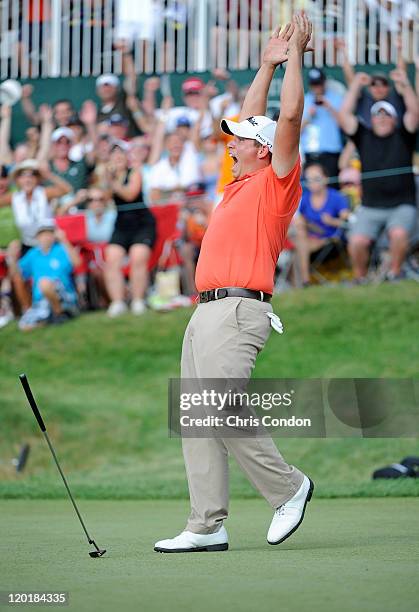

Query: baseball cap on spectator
[52,127,75,142]
[220,115,277,152]
[201,127,215,140]
[308,68,326,85]
[176,116,192,128]
[35,219,56,235]
[182,77,205,94]
[108,113,128,126]
[68,113,83,127]
[370,72,389,86]
[11,158,41,180]
[110,138,130,152]
[96,73,120,88]
[371,101,397,118]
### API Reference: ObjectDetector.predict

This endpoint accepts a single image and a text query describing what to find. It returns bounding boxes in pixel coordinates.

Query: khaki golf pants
[181,297,304,534]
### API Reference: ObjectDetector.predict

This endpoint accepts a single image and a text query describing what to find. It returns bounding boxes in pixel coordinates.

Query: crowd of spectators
[0,40,418,330]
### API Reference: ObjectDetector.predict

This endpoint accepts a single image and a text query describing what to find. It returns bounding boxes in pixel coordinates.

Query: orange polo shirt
[195,160,302,294]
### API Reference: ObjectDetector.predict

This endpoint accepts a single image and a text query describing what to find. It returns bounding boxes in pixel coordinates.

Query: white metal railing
[0,0,417,79]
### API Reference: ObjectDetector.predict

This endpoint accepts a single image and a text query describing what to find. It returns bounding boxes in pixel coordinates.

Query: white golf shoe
[131,299,146,315]
[154,526,228,553]
[267,475,314,545]
[107,300,128,318]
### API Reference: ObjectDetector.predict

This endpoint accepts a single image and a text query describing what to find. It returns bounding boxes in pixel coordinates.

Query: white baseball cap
[35,218,56,235]
[220,115,277,151]
[52,127,75,142]
[370,101,397,118]
[96,73,120,88]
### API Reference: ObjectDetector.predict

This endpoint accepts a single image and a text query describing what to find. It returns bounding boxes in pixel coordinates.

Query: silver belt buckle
[260,291,264,301]
[215,288,220,300]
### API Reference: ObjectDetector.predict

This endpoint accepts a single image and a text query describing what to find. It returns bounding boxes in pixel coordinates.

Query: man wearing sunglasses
[338,75,418,282]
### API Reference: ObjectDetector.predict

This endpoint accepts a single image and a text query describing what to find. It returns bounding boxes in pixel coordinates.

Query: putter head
[89,549,106,558]
[89,540,106,557]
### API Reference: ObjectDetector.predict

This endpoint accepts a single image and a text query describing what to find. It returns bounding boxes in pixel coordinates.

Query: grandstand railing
[0,0,418,79]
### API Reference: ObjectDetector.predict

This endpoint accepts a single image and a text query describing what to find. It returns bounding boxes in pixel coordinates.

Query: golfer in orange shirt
[155,12,314,553]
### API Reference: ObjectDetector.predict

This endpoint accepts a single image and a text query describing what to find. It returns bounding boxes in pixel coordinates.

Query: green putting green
[1,498,418,612]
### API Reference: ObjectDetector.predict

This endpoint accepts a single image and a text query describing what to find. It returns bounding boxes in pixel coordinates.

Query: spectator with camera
[300,68,344,179]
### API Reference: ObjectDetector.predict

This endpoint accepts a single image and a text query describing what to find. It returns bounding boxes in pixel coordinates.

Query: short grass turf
[1,498,418,612]
[0,282,419,500]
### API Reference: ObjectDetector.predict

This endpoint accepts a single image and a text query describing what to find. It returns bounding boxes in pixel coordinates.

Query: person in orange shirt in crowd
[155,12,315,554]
[179,189,212,296]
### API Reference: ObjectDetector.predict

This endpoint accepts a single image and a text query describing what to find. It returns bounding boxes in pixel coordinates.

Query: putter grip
[19,374,46,432]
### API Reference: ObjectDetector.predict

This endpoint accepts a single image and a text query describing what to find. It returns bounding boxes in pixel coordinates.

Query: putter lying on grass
[19,374,106,558]
[0,443,30,473]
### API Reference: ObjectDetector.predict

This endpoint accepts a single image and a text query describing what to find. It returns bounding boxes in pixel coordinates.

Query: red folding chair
[0,250,7,281]
[148,203,182,270]
[55,214,88,275]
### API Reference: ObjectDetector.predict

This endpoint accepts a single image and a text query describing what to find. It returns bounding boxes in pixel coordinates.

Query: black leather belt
[199,287,272,303]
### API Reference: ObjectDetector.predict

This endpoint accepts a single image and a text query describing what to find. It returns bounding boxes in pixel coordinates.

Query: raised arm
[389,68,419,133]
[337,72,370,135]
[21,84,40,126]
[238,64,276,121]
[141,77,161,118]
[239,24,293,120]
[272,13,312,178]
[239,19,312,123]
[36,105,54,162]
[40,164,72,200]
[55,228,81,268]
[0,104,13,166]
[116,42,137,97]
[335,39,355,86]
[79,100,99,165]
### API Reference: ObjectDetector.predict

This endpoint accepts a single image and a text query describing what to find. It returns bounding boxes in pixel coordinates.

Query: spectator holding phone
[301,68,344,179]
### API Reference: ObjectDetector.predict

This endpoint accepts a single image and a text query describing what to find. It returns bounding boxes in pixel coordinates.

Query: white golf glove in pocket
[266,311,284,334]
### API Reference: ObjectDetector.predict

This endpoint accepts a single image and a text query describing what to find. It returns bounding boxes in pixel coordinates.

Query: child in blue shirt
[15,220,81,330]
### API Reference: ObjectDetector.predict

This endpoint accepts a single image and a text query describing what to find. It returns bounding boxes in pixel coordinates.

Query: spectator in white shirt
[0,159,70,312]
[148,133,200,204]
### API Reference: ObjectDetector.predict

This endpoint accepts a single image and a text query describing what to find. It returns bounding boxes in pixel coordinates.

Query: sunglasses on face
[371,80,388,87]
[373,110,392,118]
[88,197,105,202]
[20,171,37,178]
